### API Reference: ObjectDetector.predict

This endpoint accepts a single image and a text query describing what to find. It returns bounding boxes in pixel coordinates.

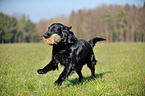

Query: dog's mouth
[42,34,61,45]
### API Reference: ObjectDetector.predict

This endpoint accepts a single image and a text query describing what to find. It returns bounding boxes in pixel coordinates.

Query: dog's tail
[88,37,106,48]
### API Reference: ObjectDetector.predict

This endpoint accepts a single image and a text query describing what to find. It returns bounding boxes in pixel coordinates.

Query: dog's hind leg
[87,62,96,79]
[87,54,97,79]
[75,67,83,82]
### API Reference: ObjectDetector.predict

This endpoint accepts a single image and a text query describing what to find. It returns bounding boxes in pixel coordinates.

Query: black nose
[43,33,49,38]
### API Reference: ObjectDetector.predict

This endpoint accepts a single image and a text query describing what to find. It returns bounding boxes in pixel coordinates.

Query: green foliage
[0,13,36,43]
[17,15,36,42]
[0,13,17,43]
[114,8,127,42]
[101,9,112,22]
[101,9,113,41]
[0,43,145,95]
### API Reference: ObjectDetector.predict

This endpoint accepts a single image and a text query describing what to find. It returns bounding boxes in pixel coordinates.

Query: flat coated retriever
[37,23,106,85]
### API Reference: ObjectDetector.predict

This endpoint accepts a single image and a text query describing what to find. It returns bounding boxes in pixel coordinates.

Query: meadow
[0,43,145,96]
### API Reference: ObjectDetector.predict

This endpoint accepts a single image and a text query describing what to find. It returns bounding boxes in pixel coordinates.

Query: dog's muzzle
[43,34,61,45]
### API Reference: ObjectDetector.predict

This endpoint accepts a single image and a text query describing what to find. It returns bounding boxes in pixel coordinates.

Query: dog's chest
[54,51,71,66]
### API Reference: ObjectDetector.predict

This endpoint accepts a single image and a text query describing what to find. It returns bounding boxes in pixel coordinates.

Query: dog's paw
[54,80,62,86]
[37,69,45,74]
[91,76,96,80]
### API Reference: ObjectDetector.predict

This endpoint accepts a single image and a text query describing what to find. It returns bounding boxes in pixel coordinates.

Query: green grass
[0,43,145,96]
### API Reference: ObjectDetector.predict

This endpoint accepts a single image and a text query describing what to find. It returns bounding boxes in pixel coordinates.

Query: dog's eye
[52,28,56,31]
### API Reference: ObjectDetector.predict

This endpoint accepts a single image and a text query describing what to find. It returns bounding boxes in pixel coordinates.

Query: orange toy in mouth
[43,34,61,45]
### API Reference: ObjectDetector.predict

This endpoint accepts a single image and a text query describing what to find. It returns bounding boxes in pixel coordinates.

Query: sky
[0,0,144,23]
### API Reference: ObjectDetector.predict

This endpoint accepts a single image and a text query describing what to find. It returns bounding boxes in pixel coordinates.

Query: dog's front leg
[54,64,74,86]
[37,59,59,74]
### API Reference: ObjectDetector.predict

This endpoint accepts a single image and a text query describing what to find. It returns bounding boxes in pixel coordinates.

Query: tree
[17,15,36,42]
[0,13,17,43]
[69,10,78,37]
[69,10,75,25]
[24,18,36,42]
[101,9,113,42]
[137,6,145,42]
[10,17,17,43]
[114,8,127,42]
[75,10,85,38]
[17,15,27,42]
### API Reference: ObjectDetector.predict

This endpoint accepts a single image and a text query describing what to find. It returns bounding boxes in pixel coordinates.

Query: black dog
[37,23,106,85]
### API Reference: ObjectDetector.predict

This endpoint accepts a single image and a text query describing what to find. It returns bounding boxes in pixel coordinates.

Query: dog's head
[43,23,77,45]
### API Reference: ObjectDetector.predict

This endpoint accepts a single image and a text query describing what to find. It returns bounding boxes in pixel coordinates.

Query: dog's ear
[68,26,72,31]
[67,31,77,43]
[61,25,72,31]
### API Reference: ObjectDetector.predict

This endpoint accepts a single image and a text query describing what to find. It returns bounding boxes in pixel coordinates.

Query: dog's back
[74,37,106,66]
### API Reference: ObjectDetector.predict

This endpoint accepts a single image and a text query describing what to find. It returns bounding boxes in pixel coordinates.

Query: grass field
[0,43,145,96]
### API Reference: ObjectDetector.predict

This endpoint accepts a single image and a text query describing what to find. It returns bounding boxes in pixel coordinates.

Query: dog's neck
[52,42,73,53]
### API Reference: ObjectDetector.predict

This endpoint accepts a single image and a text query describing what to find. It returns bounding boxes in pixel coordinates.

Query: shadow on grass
[67,71,112,86]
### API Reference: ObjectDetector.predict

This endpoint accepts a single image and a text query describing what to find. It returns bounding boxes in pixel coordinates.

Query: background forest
[0,4,145,43]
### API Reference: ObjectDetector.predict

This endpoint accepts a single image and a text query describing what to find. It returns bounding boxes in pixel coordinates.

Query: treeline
[69,4,145,42]
[0,4,145,43]
[0,13,38,43]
